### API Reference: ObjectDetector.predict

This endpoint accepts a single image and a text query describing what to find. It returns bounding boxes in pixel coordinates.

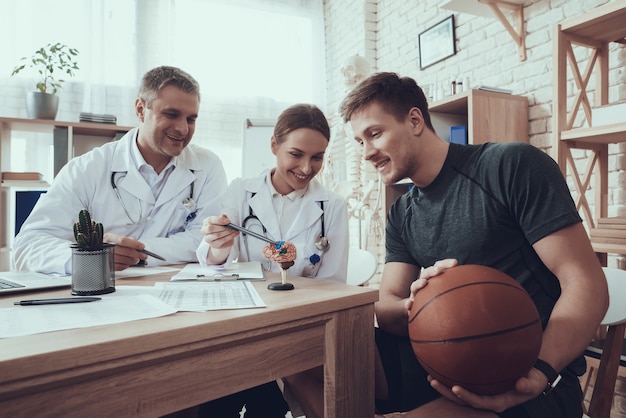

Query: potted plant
[71,209,115,295]
[10,42,79,120]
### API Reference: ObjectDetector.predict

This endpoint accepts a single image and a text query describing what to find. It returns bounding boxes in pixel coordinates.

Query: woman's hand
[201,214,238,264]
[405,258,457,311]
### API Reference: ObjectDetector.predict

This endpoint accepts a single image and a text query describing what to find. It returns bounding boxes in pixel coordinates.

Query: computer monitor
[14,189,47,235]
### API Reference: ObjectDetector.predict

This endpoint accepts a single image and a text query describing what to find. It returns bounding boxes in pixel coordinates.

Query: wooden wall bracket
[480,0,527,61]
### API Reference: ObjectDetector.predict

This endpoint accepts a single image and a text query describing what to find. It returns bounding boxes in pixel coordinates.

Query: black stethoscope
[242,194,330,267]
[110,171,197,225]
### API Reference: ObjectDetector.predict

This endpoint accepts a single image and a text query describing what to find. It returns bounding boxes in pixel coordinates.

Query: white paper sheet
[154,281,266,312]
[0,294,177,338]
[115,266,181,279]
[170,262,265,281]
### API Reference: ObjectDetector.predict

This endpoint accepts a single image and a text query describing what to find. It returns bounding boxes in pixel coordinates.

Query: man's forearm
[376,298,410,336]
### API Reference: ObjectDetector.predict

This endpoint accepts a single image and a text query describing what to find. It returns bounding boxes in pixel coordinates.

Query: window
[2,0,326,182]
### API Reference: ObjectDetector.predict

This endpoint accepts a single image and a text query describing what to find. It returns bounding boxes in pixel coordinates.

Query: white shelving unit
[0,117,132,268]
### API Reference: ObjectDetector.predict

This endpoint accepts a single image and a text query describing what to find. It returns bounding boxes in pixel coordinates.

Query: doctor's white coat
[13,128,227,274]
[196,172,349,283]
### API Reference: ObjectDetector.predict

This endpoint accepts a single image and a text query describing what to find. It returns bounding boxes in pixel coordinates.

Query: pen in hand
[225,223,276,245]
[139,249,166,261]
[14,297,102,306]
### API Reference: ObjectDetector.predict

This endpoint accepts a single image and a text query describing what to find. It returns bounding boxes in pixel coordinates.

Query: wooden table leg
[324,304,375,418]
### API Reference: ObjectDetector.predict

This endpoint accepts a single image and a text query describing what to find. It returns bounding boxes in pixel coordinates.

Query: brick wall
[323,0,626,279]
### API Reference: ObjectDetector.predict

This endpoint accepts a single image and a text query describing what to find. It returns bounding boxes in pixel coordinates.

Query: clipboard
[170,262,265,282]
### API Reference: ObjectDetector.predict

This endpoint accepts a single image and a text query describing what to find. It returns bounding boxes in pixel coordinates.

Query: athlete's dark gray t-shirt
[386,142,581,336]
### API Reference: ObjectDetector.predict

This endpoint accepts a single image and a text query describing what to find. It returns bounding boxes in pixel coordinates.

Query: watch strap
[534,359,562,395]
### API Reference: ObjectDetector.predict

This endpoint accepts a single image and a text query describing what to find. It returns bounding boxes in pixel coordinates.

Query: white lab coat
[13,128,227,274]
[196,171,349,283]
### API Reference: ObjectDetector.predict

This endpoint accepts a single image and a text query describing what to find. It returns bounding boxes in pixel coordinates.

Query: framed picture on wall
[419,15,456,70]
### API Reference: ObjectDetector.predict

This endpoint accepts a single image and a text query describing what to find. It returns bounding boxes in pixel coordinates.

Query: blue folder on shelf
[450,125,467,145]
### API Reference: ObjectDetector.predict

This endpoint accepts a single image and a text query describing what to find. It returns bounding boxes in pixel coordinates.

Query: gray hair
[138,66,200,107]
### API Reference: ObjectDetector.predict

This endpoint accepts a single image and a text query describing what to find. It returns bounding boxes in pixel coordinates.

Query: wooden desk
[0,271,378,417]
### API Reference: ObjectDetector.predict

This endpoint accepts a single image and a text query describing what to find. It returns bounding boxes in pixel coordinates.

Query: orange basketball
[408,264,542,395]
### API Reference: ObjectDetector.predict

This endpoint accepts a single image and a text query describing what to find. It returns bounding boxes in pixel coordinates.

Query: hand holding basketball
[408,264,542,396]
[407,258,458,311]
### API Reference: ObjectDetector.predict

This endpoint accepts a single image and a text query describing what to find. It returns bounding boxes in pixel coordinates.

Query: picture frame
[419,15,456,70]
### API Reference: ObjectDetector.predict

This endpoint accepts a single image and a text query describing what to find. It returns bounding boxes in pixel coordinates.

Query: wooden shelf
[560,123,626,144]
[558,1,626,43]
[552,1,626,263]
[0,117,132,137]
[0,117,132,251]
[592,242,626,256]
[430,89,528,145]
[430,90,470,114]
[590,218,626,255]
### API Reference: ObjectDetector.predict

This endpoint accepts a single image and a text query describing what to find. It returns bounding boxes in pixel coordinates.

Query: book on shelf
[1,172,43,181]
[475,85,513,95]
[79,112,117,124]
[1,179,50,187]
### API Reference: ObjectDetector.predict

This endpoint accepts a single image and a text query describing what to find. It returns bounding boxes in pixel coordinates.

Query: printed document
[170,262,265,281]
[154,281,266,312]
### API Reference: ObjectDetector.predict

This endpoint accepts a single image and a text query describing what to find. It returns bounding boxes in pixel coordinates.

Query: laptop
[0,271,71,294]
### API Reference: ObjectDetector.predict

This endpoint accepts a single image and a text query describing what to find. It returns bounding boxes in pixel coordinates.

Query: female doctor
[195,104,349,418]
[196,103,349,282]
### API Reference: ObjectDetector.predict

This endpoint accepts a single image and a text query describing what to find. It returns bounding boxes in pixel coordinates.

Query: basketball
[408,264,542,395]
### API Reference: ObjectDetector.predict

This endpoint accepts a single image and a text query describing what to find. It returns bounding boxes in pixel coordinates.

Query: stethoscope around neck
[110,170,197,225]
[242,195,330,268]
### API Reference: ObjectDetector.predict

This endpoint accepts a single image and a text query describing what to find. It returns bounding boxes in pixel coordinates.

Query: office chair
[583,267,626,418]
[346,247,378,286]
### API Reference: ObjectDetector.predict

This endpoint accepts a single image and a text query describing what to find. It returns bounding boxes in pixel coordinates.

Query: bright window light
[174,2,316,102]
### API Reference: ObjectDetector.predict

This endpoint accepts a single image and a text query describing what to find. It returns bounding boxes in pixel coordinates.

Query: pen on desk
[140,249,166,261]
[225,223,276,245]
[14,297,102,306]
[195,273,240,281]
[173,274,240,282]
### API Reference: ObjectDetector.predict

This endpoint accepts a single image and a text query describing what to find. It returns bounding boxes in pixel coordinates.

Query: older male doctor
[13,66,227,274]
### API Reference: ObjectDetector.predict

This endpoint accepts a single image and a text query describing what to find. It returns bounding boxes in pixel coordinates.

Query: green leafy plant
[73,209,104,249]
[10,42,79,95]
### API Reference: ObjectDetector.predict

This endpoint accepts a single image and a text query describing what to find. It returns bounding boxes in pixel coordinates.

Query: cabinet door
[469,90,528,144]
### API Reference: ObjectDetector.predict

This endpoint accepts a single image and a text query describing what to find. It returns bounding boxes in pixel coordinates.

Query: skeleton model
[322,55,384,249]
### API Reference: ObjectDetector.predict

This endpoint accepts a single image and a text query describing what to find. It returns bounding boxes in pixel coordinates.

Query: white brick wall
[324,0,626,277]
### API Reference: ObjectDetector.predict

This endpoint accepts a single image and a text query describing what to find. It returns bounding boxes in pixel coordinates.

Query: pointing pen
[225,223,277,245]
[14,297,102,306]
[139,249,166,261]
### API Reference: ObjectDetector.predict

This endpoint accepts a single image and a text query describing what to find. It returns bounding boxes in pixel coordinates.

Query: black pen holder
[71,243,116,295]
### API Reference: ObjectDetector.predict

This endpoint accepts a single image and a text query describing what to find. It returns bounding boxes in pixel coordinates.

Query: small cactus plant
[73,209,104,249]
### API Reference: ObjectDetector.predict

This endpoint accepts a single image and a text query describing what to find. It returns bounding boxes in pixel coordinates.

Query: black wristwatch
[534,359,562,395]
